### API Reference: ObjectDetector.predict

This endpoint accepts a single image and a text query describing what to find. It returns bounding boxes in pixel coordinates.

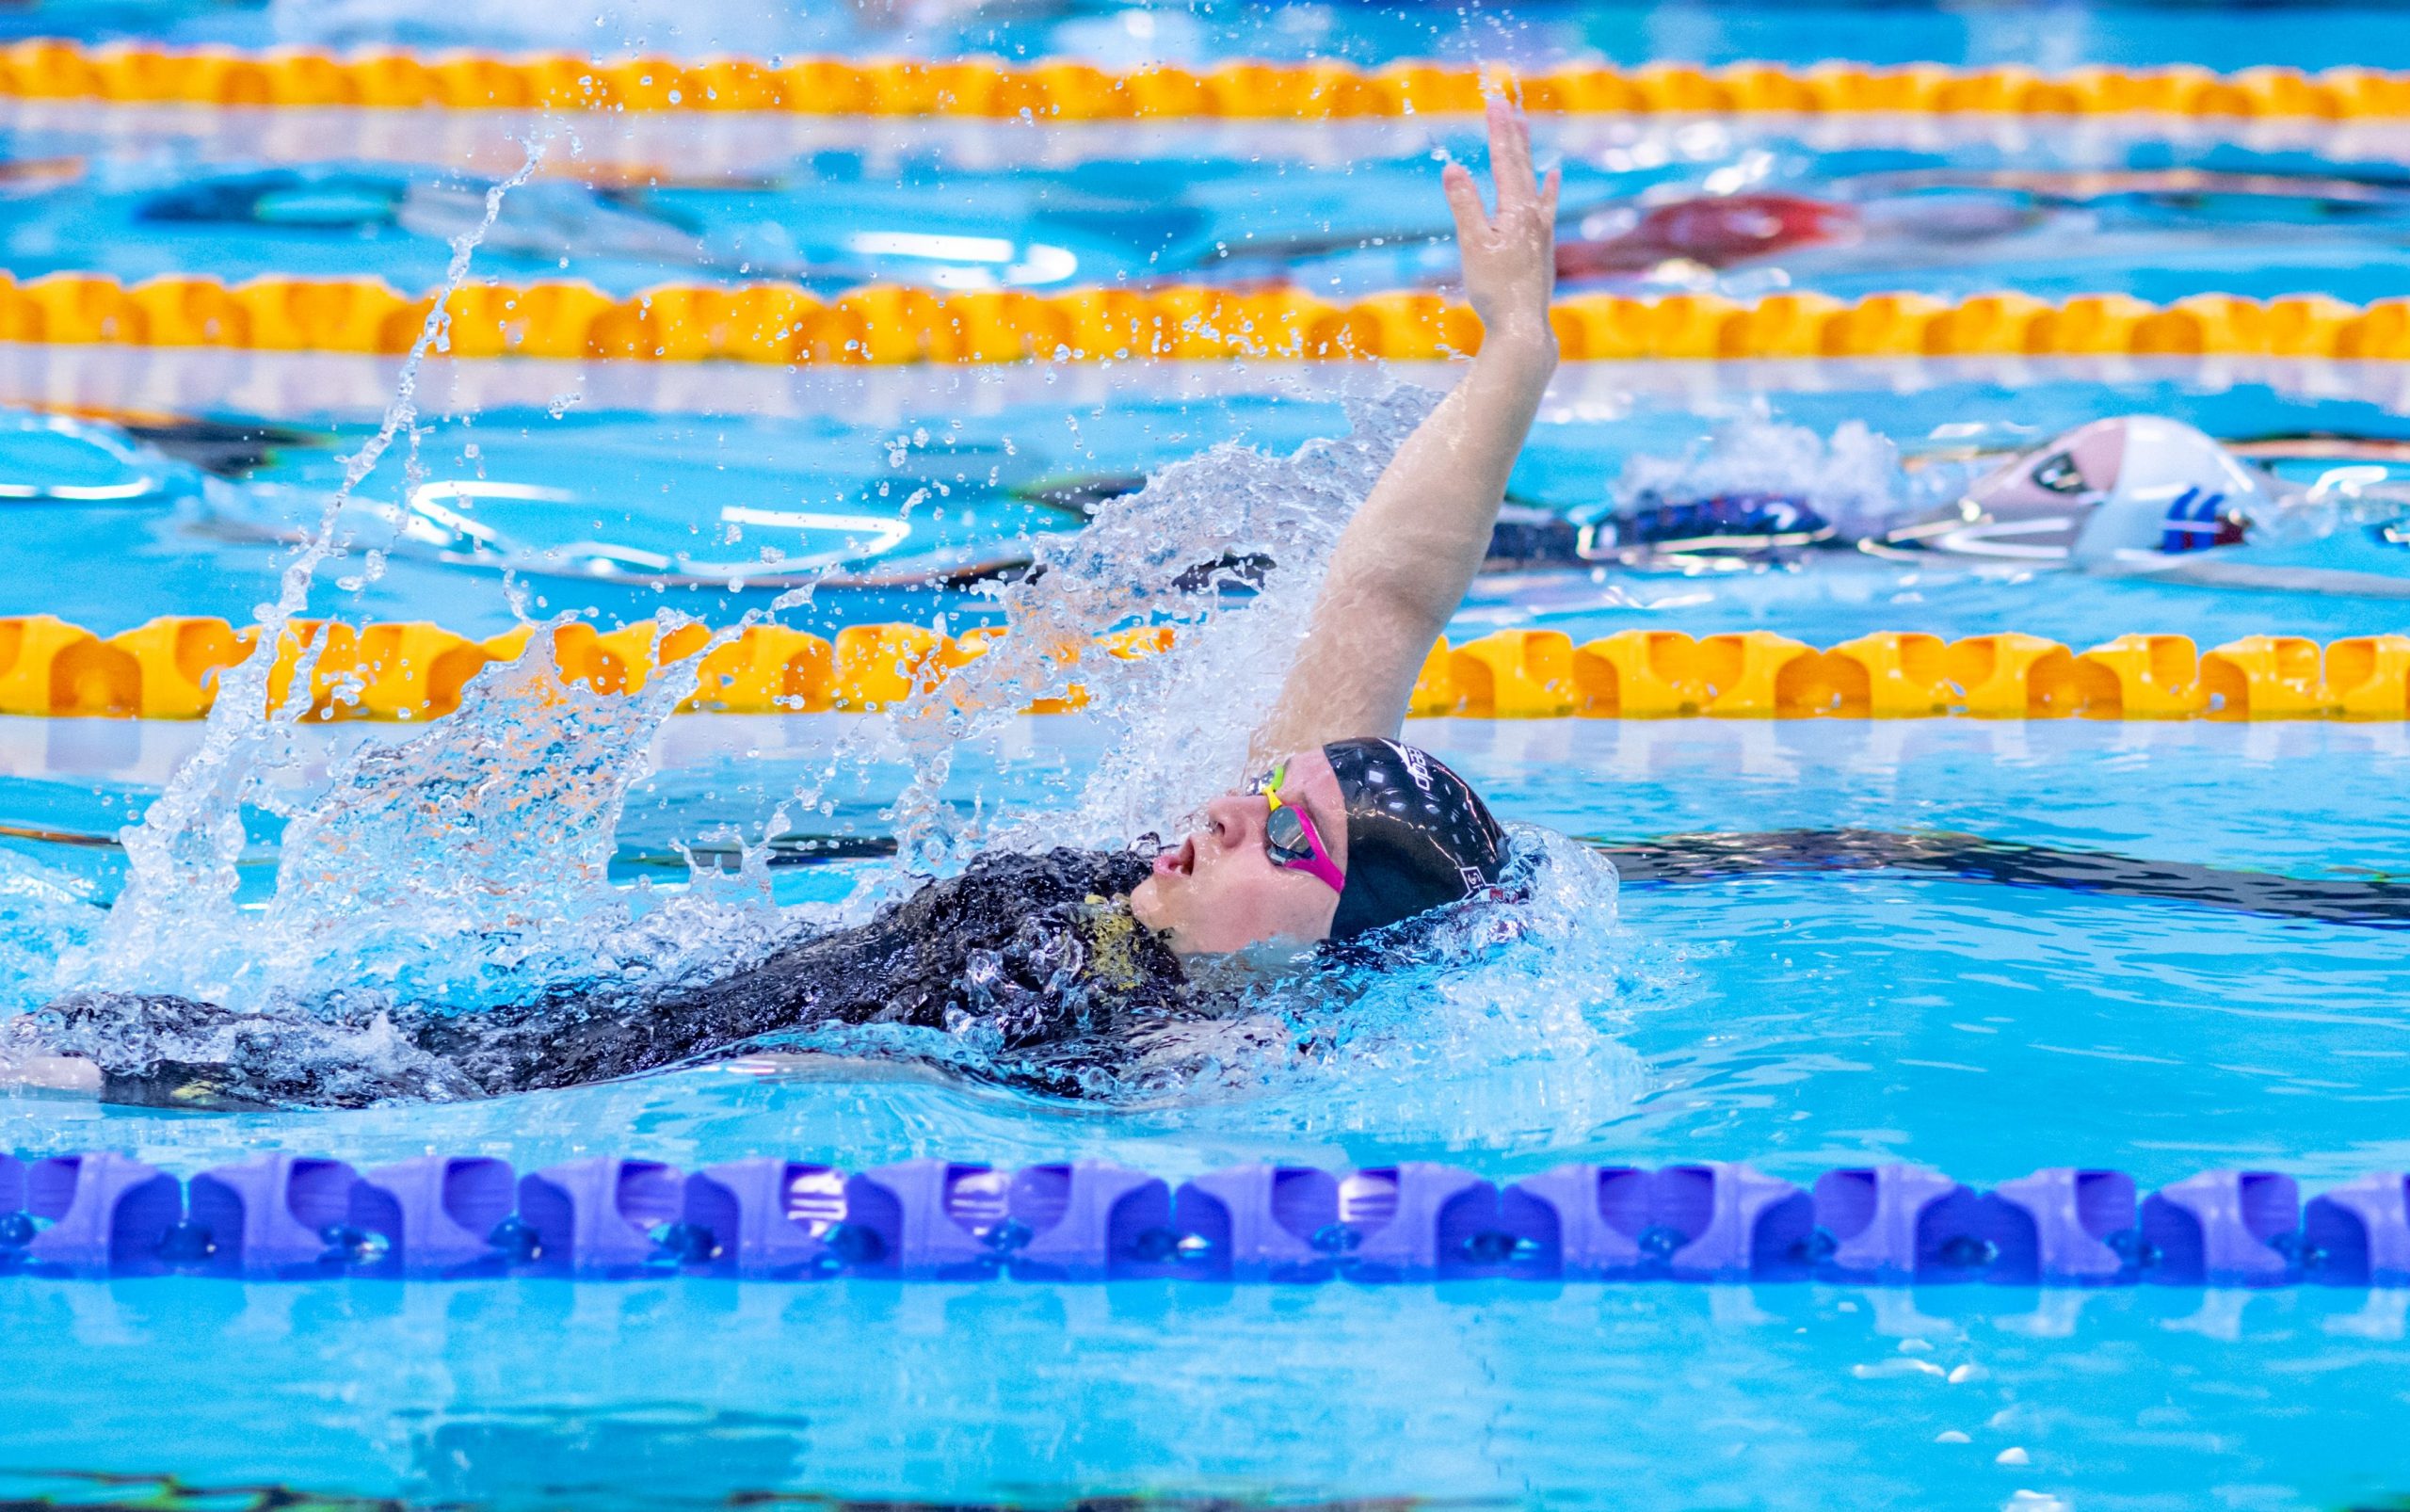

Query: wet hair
[1323,737,1508,940]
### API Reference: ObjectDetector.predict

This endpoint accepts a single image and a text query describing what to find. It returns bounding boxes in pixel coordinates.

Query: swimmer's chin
[1132,878,1316,967]
[1128,876,1186,954]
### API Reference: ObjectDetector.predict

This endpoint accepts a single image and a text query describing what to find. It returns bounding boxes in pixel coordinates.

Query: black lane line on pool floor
[672,826,2410,930]
[11,818,2407,931]
[1596,828,2410,931]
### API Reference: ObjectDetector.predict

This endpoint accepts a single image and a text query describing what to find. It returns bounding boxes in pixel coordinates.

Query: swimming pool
[2,356,2410,640]
[6,3,2410,1507]
[5,715,2410,1507]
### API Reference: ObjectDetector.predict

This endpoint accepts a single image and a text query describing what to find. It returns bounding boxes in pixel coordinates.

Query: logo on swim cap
[1322,736,1508,941]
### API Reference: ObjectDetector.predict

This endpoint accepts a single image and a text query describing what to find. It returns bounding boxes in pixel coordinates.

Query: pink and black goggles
[1248,761,1345,895]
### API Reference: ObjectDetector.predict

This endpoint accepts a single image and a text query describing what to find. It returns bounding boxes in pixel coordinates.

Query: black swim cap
[1323,737,1508,940]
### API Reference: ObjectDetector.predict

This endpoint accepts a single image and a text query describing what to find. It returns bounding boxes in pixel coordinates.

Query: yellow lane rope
[4,616,2402,722]
[0,274,2404,362]
[0,42,2403,122]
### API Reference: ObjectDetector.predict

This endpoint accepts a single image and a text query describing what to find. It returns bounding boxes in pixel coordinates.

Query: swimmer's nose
[1199,794,1261,851]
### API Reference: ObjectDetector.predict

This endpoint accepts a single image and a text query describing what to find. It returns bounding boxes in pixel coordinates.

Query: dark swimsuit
[21,848,1201,1110]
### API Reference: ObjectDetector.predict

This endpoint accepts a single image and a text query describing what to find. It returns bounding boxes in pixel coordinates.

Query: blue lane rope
[4,1151,2402,1287]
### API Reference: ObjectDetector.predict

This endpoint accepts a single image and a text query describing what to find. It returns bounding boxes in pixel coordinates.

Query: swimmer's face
[1966,416,2130,515]
[1130,748,1347,957]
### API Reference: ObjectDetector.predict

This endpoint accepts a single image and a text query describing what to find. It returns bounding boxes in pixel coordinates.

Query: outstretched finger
[1442,160,1490,242]
[1487,98,1538,209]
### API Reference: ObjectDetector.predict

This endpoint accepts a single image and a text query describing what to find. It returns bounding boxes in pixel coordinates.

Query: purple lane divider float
[1167,1165,1337,1283]
[19,1152,181,1275]
[1814,1166,1989,1284]
[1501,1164,1653,1278]
[1982,1168,2137,1286]
[1339,1164,1501,1282]
[2140,1170,2301,1287]
[1655,1164,1816,1281]
[1008,1162,1179,1281]
[1505,1163,1812,1280]
[6,1150,2402,1289]
[518,1157,684,1277]
[842,1159,1011,1280]
[185,1155,360,1279]
[348,1156,517,1277]
[2303,1173,2410,1287]
[680,1159,848,1279]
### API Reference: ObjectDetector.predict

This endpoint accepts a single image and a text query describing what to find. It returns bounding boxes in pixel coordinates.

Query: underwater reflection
[0,1459,1472,1512]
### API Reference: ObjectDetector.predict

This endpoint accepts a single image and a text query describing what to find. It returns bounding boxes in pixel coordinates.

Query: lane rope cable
[2,1151,2401,1289]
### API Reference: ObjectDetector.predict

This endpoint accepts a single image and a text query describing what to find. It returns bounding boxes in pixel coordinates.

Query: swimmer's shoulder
[900,844,1153,923]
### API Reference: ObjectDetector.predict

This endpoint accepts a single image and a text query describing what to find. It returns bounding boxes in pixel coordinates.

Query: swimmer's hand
[1251,97,1561,760]
[1443,99,1562,349]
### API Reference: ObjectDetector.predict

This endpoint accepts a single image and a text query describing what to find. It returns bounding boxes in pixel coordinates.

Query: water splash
[247,621,793,1009]
[882,382,1442,880]
[1261,828,1646,1150]
[0,857,106,1019]
[26,323,1634,1123]
[59,132,560,1005]
[1615,417,1978,542]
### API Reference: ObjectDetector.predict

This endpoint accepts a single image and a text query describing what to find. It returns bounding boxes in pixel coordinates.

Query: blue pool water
[9,117,2410,307]
[7,714,2410,1177]
[5,1278,2410,1511]
[5,362,2408,644]
[5,718,2410,1508]
[4,3,2410,1507]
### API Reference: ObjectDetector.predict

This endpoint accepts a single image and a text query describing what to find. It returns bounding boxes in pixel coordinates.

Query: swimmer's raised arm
[1251,98,1559,764]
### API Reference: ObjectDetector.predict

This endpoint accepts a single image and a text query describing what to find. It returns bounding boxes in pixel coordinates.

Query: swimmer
[1885,414,2277,565]
[2,100,1564,1110]
[1523,411,2407,586]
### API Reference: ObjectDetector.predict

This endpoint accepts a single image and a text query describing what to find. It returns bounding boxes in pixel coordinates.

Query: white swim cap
[2070,415,2272,565]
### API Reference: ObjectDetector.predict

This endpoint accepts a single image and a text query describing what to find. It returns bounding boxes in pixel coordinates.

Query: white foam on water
[1616,416,1979,540]
[1179,825,1647,1150]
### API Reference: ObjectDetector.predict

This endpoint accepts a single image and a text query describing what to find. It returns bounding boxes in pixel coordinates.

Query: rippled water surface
[8,1277,2410,1512]
[5,9,2410,1492]
[4,715,2409,1508]
[0,361,2404,1505]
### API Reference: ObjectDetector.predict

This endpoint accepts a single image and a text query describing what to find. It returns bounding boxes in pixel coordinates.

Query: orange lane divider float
[1,274,2408,365]
[1,616,2407,723]
[3,42,2409,122]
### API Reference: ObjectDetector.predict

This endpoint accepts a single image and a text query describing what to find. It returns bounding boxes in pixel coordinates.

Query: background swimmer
[2,99,1564,1109]
[1535,410,2410,592]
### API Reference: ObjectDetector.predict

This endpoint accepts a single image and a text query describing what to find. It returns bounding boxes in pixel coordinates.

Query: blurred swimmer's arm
[1253,99,1559,760]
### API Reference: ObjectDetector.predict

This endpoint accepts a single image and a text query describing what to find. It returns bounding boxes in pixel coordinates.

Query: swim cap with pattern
[1323,736,1508,940]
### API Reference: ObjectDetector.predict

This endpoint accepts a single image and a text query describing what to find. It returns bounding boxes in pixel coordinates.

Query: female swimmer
[5,101,1564,1109]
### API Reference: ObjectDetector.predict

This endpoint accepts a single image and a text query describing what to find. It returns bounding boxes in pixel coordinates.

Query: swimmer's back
[19,845,1188,1109]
